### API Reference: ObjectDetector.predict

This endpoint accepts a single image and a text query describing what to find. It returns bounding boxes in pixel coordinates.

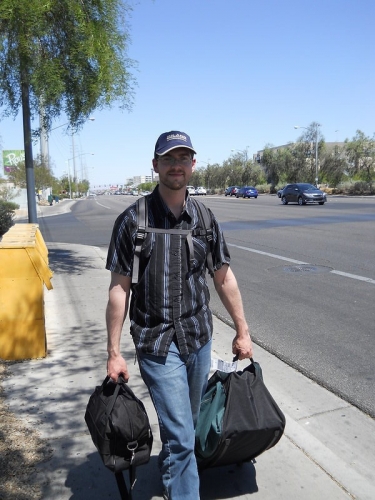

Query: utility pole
[21,74,37,223]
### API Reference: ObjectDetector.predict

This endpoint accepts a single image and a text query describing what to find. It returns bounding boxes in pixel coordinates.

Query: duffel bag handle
[233,356,263,380]
[101,375,127,417]
[233,355,255,363]
[101,374,128,386]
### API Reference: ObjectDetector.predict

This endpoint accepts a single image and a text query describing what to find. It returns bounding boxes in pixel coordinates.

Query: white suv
[195,187,207,195]
[187,186,196,195]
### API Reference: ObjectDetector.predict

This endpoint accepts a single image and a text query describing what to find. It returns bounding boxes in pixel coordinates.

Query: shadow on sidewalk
[199,462,258,498]
[48,248,100,274]
[61,452,258,499]
[63,454,163,499]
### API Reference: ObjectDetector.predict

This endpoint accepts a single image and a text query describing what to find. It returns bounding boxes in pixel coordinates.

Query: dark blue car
[236,186,258,199]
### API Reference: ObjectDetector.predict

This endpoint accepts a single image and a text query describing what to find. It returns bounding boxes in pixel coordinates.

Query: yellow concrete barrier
[0,223,53,360]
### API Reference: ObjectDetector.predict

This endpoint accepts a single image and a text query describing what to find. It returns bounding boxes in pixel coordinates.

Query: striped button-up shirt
[106,185,231,357]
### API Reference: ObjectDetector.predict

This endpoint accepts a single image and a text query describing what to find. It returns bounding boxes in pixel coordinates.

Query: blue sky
[1,0,374,188]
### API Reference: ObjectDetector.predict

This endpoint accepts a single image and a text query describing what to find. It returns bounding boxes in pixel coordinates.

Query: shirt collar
[149,185,193,223]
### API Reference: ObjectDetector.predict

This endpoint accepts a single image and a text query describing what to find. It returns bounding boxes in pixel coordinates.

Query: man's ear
[192,158,196,173]
[152,158,159,173]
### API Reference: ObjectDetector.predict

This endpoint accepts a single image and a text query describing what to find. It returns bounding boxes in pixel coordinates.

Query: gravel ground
[0,361,52,500]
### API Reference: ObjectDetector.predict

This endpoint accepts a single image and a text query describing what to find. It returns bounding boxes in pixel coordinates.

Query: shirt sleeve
[210,210,231,271]
[106,208,137,276]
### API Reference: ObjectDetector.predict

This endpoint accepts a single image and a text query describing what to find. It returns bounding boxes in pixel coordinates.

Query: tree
[287,143,311,182]
[59,174,72,197]
[261,145,301,186]
[294,122,325,184]
[345,130,375,193]
[138,181,158,193]
[0,177,20,202]
[190,166,205,187]
[77,178,90,196]
[0,0,135,221]
[0,200,19,237]
[222,156,244,188]
[261,146,279,190]
[214,162,231,190]
[207,163,224,191]
[241,162,252,185]
[320,145,347,186]
[6,157,56,192]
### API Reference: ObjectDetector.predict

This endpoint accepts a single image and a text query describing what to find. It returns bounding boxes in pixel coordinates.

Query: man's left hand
[232,334,253,360]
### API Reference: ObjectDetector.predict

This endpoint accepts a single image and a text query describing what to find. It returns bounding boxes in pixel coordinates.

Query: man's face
[153,147,196,191]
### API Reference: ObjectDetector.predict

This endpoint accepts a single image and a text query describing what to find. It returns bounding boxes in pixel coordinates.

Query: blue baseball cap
[154,131,196,156]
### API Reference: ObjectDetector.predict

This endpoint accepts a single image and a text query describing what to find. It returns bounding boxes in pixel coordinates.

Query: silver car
[280,183,326,205]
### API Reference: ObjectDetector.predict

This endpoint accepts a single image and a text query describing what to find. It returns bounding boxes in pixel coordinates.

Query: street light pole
[294,124,321,186]
[314,125,319,186]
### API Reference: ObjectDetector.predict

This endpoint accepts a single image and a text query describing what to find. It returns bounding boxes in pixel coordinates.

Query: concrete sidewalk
[14,197,80,220]
[4,207,375,499]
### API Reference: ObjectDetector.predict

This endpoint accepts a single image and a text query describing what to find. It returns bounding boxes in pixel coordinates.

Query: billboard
[1,150,25,176]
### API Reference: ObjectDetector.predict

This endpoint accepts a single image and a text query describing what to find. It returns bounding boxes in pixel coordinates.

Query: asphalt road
[38,194,375,417]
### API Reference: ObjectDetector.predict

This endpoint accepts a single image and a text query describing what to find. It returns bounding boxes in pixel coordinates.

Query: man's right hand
[107,354,130,382]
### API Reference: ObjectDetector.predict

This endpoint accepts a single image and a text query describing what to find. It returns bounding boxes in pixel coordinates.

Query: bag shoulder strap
[112,378,143,499]
[190,198,215,277]
[132,197,147,284]
[115,468,136,500]
[132,195,215,284]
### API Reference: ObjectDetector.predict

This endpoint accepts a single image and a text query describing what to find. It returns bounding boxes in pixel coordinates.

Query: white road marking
[227,243,375,285]
[95,200,112,210]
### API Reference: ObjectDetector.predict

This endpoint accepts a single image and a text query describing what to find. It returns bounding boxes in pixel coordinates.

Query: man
[106,131,253,499]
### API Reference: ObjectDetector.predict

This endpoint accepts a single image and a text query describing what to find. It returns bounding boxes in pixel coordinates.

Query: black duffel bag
[195,358,285,470]
[85,376,153,499]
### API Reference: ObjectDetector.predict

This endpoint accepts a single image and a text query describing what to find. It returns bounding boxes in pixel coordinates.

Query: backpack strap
[132,196,215,284]
[132,197,147,284]
[191,198,215,278]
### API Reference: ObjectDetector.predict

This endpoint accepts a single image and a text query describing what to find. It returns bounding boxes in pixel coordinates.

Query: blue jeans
[137,339,212,499]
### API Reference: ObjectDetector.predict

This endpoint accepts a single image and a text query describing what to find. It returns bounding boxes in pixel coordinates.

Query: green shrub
[336,181,371,195]
[0,200,19,237]
[255,183,270,194]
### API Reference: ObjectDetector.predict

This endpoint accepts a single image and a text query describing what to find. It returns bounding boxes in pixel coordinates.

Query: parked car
[277,188,286,198]
[236,186,258,199]
[225,186,240,196]
[187,185,196,195]
[195,186,207,195]
[280,183,327,205]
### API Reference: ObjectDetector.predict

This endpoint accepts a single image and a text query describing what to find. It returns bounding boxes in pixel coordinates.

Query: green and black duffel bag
[195,358,285,470]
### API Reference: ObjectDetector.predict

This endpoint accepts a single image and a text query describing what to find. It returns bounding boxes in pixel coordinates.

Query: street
[37,194,375,417]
